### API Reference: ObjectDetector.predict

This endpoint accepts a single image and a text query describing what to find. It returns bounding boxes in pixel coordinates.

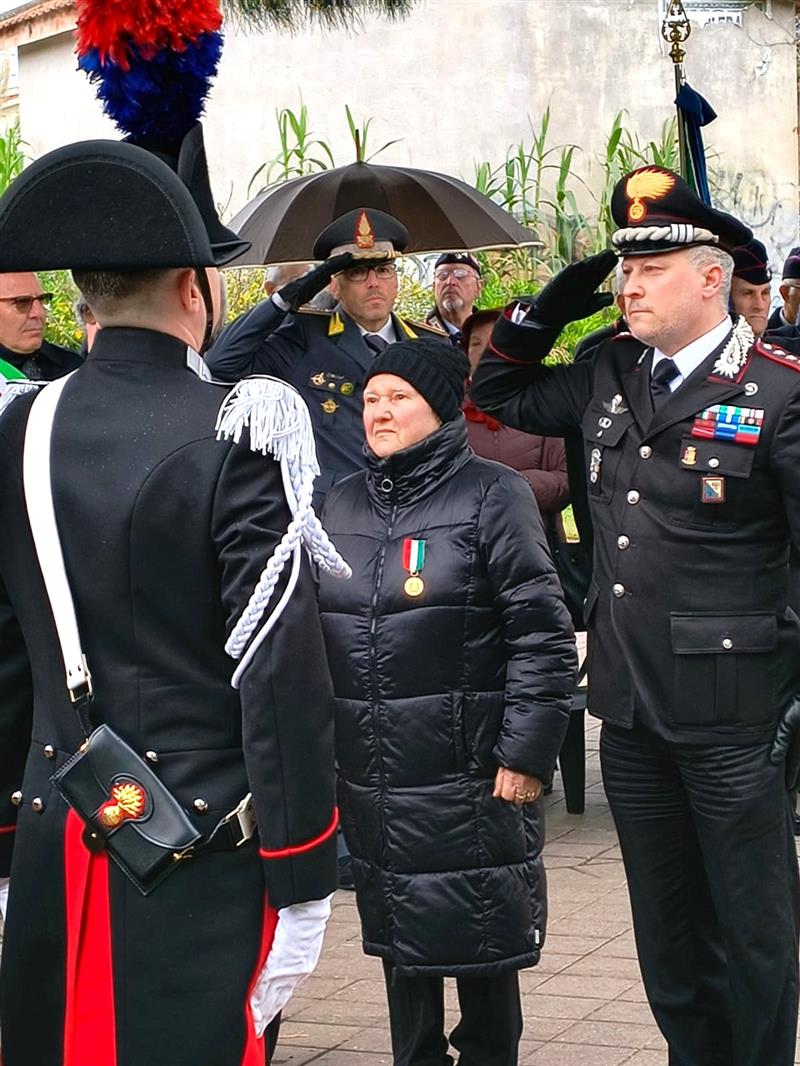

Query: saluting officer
[206,207,443,502]
[472,167,800,1066]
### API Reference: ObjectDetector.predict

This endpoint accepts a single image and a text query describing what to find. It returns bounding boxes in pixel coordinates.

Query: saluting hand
[278,252,355,311]
[526,250,617,331]
[493,767,543,805]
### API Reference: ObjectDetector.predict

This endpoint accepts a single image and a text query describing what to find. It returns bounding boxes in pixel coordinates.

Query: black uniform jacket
[0,328,337,1066]
[319,419,576,976]
[0,338,83,381]
[205,301,443,500]
[472,319,800,744]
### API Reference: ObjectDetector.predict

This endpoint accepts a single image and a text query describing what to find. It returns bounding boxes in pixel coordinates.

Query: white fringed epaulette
[0,377,39,418]
[215,375,350,688]
[215,375,321,479]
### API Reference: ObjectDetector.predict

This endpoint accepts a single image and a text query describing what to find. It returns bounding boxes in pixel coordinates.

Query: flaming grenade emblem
[355,211,375,250]
[100,781,146,828]
[626,168,676,223]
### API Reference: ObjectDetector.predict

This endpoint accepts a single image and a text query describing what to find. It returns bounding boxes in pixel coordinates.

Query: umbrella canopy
[226,161,539,266]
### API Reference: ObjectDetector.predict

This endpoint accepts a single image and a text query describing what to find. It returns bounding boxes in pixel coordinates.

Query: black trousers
[381,961,522,1066]
[600,721,800,1066]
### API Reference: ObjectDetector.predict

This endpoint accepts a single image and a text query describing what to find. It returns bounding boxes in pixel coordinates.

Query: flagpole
[661,0,692,181]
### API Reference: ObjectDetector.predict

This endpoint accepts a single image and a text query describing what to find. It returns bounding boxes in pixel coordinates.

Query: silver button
[596,430,604,438]
[43,744,55,759]
[627,490,640,505]
[193,798,208,813]
[11,790,22,806]
[722,637,733,650]
[708,457,720,469]
[612,583,626,598]
[31,797,44,812]
[145,750,159,764]
[639,445,652,459]
[617,535,630,550]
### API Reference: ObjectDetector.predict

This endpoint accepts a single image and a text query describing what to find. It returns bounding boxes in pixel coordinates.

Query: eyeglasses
[0,293,54,314]
[343,264,398,282]
[434,268,477,281]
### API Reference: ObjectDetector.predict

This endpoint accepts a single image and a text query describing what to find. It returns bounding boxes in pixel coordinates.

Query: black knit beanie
[364,338,470,423]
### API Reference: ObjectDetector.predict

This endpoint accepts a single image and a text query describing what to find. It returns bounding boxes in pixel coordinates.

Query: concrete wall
[15,0,800,262]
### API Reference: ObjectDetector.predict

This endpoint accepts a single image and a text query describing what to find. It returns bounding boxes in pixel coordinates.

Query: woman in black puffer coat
[319,339,576,1066]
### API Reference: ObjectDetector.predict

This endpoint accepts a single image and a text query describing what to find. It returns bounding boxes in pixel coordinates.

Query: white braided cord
[215,376,351,688]
[612,224,719,248]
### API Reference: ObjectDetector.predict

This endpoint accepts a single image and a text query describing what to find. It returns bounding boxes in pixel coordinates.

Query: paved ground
[275,708,800,1066]
[274,712,664,1066]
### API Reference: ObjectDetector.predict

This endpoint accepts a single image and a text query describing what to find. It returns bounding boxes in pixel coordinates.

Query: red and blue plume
[75,0,223,149]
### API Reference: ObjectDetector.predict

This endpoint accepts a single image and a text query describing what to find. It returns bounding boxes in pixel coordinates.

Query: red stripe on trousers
[241,900,280,1066]
[63,809,116,1066]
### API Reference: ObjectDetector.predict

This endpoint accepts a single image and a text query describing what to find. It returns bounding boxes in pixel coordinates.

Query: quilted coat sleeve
[212,436,337,909]
[478,471,577,781]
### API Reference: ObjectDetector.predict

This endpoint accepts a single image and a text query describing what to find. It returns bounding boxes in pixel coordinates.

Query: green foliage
[248,103,335,195]
[0,121,26,196]
[39,271,82,350]
[222,0,413,31]
[224,267,269,321]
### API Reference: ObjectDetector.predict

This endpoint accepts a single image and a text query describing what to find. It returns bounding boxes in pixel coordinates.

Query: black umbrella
[226,161,539,266]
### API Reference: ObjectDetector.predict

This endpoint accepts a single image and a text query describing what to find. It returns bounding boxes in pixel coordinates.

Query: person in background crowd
[462,307,569,535]
[426,252,483,344]
[472,166,800,1066]
[205,208,443,506]
[0,272,82,380]
[319,337,576,1066]
[730,238,772,339]
[767,245,800,332]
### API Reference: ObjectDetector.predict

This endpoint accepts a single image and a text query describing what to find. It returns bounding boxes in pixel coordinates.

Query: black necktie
[365,333,388,354]
[650,357,680,409]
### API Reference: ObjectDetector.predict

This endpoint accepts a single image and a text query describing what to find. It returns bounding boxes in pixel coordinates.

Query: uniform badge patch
[100,781,146,828]
[691,404,763,446]
[681,444,697,467]
[589,447,602,484]
[701,476,726,504]
[402,538,426,597]
[355,210,376,250]
[603,394,628,415]
[321,399,338,415]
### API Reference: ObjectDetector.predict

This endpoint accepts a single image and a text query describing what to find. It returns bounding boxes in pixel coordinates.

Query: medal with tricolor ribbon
[402,538,426,597]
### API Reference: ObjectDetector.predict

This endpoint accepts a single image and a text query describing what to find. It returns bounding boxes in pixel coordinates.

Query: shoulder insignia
[402,318,447,339]
[327,310,345,337]
[0,377,39,418]
[754,338,800,373]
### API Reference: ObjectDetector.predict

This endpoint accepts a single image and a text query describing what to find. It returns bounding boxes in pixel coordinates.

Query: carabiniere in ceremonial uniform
[472,166,800,1066]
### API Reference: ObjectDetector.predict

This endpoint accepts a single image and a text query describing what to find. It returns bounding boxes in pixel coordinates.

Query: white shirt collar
[357,316,397,343]
[652,317,731,390]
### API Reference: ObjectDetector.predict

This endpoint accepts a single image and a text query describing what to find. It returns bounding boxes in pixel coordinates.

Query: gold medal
[404,575,425,597]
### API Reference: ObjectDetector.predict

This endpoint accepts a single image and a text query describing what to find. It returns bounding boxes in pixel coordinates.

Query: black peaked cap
[611,166,751,256]
[732,238,771,285]
[314,207,409,261]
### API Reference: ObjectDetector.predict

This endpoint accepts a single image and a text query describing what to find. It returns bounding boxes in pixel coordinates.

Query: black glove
[529,250,617,331]
[769,694,800,790]
[277,252,354,311]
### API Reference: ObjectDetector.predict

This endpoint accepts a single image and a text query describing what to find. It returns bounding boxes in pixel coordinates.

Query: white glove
[0,877,9,921]
[249,893,333,1037]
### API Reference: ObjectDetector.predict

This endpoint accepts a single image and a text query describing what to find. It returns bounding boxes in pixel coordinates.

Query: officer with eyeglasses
[206,207,443,505]
[426,252,484,345]
[0,272,82,381]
